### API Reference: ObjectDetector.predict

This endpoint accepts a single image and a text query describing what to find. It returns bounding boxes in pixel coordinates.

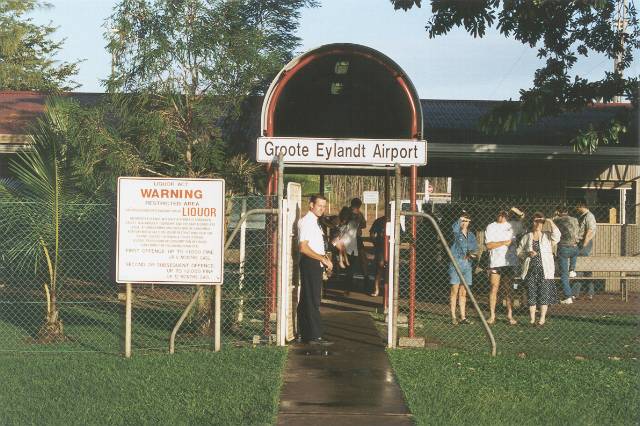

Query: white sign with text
[256,137,427,166]
[116,177,225,285]
[362,191,379,204]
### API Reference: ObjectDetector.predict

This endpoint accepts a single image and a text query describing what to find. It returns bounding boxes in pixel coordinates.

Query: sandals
[459,318,473,325]
[508,318,518,326]
[369,290,379,297]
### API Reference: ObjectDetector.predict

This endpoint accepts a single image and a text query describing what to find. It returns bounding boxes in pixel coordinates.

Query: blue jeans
[572,241,594,298]
[558,245,579,298]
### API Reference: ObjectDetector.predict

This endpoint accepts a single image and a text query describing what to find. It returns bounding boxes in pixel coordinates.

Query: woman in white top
[517,212,561,326]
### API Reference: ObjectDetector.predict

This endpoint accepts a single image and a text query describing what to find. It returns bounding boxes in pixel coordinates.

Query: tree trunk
[38,294,66,343]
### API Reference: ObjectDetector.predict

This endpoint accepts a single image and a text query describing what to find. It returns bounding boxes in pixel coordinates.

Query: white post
[386,202,396,349]
[237,198,247,322]
[619,188,627,225]
[277,198,289,346]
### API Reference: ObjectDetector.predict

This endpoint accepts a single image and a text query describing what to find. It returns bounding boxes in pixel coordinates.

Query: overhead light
[334,61,349,75]
[330,82,343,95]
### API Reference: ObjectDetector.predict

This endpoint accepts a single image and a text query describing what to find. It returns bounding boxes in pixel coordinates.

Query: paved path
[277,306,413,425]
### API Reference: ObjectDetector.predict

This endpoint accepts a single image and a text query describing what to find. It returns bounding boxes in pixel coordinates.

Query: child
[330,207,353,269]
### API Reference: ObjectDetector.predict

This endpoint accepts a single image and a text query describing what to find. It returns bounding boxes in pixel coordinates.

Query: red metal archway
[261,43,423,339]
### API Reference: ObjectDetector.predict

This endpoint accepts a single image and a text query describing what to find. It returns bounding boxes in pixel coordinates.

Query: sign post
[116,177,225,356]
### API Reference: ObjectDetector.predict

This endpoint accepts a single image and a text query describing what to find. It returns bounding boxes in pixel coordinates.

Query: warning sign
[116,178,225,285]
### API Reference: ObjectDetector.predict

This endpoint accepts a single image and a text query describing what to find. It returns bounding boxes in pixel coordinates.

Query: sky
[30,0,638,100]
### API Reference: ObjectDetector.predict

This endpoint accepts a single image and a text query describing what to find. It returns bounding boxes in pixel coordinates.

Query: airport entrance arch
[258,44,426,347]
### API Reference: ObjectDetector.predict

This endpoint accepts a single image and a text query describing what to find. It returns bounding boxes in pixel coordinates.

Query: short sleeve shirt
[298,211,325,256]
[578,211,597,242]
[485,221,516,268]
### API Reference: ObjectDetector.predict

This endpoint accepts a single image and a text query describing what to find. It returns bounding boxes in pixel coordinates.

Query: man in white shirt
[485,210,518,325]
[297,194,333,343]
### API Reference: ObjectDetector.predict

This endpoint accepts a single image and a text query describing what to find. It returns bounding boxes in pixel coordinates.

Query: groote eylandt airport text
[256,138,427,165]
[262,140,419,161]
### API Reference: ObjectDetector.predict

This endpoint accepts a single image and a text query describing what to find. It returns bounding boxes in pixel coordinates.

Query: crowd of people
[448,200,597,327]
[295,193,597,344]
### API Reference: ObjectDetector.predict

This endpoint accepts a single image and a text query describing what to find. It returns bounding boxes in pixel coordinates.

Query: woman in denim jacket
[449,213,478,325]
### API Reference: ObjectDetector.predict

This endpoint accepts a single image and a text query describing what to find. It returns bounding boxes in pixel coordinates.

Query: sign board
[116,177,225,285]
[362,191,379,204]
[256,137,427,166]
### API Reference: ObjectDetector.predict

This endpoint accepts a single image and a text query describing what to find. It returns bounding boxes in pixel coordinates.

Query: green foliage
[104,0,316,179]
[392,0,640,152]
[0,98,92,335]
[0,0,79,91]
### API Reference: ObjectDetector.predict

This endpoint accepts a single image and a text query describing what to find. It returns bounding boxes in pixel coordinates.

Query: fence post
[392,164,402,348]
[124,282,132,358]
[214,285,221,352]
[387,201,396,348]
[237,198,247,323]
[409,165,417,338]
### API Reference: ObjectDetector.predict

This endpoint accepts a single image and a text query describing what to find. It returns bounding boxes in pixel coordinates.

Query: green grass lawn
[0,347,286,425]
[389,349,640,426]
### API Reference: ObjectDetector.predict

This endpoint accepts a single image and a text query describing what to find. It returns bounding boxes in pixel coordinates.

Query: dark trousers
[297,255,323,341]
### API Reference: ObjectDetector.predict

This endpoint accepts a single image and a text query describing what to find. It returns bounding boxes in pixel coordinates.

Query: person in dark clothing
[297,194,333,343]
[369,215,387,297]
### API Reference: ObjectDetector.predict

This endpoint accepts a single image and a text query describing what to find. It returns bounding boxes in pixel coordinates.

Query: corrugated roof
[0,91,103,134]
[0,92,636,148]
[421,99,637,147]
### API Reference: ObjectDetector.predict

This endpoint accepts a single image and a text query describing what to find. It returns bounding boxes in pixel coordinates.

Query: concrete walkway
[277,305,413,425]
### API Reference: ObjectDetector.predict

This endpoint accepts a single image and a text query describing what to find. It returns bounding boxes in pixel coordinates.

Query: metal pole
[270,170,279,313]
[275,154,285,345]
[237,198,247,322]
[214,285,221,351]
[409,165,417,338]
[403,210,497,356]
[170,286,203,354]
[385,170,390,217]
[124,282,132,358]
[387,202,396,348]
[392,164,402,348]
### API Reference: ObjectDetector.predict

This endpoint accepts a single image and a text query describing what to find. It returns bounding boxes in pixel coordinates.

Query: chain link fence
[3,194,639,359]
[0,195,275,354]
[396,198,640,359]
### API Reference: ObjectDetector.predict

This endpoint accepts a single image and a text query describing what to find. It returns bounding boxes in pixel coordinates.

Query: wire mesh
[0,195,276,354]
[397,198,640,360]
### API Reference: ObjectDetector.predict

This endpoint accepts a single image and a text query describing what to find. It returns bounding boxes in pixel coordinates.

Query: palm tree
[0,98,76,341]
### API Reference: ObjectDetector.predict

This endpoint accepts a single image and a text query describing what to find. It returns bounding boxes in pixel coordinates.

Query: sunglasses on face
[461,219,471,223]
